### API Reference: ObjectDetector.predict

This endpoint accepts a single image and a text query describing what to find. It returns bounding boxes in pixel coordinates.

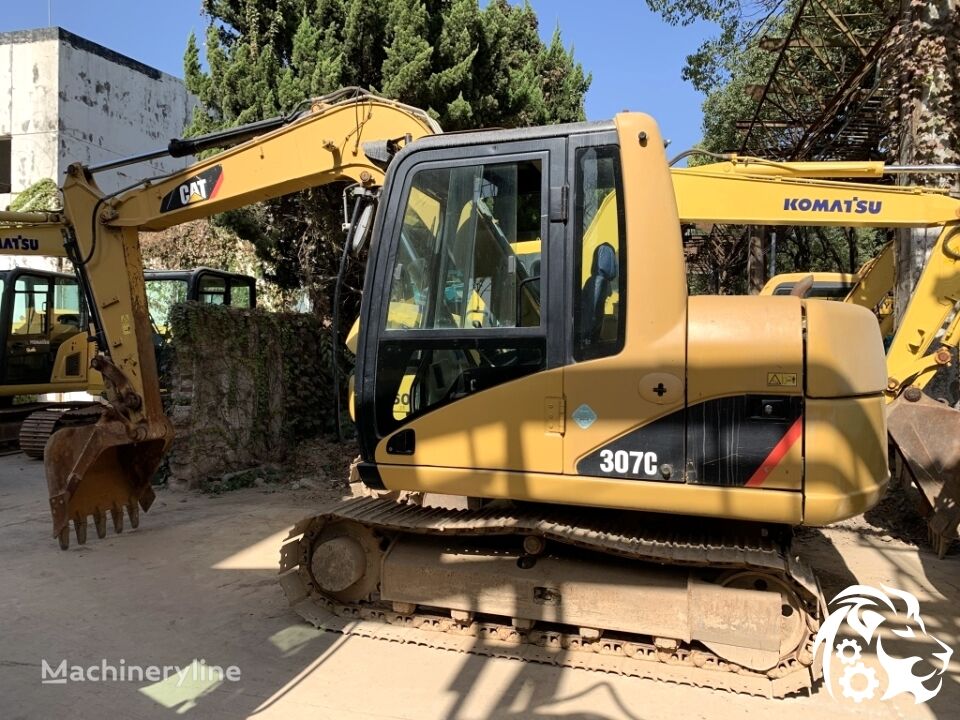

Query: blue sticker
[572,404,597,430]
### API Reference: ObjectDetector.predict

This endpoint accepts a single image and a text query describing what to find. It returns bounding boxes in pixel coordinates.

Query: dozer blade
[44,416,172,550]
[887,393,960,557]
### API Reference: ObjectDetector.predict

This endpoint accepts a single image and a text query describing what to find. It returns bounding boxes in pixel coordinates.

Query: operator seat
[580,242,617,347]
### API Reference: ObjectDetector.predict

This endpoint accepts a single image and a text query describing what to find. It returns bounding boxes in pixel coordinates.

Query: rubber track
[280,497,823,698]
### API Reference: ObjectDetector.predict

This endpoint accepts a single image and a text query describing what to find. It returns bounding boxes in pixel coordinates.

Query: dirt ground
[1,448,958,720]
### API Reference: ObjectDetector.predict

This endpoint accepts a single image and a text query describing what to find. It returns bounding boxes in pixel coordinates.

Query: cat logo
[160,165,223,213]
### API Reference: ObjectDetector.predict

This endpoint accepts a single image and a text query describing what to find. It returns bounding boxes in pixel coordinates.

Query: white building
[1,27,196,270]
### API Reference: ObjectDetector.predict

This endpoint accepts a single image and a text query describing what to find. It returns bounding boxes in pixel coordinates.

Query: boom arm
[39,89,440,547]
[0,211,69,257]
[672,164,960,228]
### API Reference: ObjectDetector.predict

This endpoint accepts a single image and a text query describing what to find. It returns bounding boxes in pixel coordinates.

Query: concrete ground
[1,452,958,720]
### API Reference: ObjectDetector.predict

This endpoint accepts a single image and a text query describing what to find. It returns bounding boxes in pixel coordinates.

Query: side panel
[374,368,563,473]
[687,295,804,491]
[804,396,889,525]
[563,116,688,480]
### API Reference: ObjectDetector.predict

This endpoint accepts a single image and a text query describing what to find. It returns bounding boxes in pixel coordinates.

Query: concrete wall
[55,29,196,192]
[0,33,60,210]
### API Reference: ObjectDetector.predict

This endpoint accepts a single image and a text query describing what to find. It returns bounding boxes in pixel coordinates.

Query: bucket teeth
[74,516,87,545]
[55,505,140,550]
[93,509,107,539]
[127,501,140,529]
[110,506,124,534]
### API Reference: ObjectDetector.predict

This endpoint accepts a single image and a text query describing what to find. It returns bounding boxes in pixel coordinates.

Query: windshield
[386,160,542,331]
[146,279,189,330]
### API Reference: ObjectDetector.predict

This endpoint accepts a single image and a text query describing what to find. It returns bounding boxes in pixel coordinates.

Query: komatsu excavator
[759,244,895,340]
[0,89,893,697]
[672,158,960,554]
[0,212,257,456]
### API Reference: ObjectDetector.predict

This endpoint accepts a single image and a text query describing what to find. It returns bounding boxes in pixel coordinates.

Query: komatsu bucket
[887,392,960,557]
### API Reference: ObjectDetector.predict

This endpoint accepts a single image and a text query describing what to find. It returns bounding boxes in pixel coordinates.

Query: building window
[0,136,11,194]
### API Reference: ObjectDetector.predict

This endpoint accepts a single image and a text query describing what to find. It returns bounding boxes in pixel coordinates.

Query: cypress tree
[184,0,590,315]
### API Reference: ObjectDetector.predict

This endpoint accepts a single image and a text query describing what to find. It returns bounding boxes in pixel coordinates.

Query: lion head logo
[813,584,953,703]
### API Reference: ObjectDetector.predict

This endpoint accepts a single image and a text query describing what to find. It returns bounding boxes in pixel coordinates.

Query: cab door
[357,139,567,483]
[2,271,56,386]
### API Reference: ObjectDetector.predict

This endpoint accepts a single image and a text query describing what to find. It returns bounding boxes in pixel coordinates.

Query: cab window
[51,276,82,338]
[574,145,625,360]
[230,281,254,308]
[12,275,49,335]
[385,160,542,331]
[376,157,547,435]
[198,275,226,305]
[146,279,189,328]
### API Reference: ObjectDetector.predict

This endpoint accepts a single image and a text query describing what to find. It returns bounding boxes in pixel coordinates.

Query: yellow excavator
[0,89,895,697]
[0,238,258,456]
[760,243,895,340]
[672,158,960,554]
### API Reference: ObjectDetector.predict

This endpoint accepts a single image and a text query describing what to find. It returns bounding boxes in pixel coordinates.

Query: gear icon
[836,638,862,665]
[838,662,880,703]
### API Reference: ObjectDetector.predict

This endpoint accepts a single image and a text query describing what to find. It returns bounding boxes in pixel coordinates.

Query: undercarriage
[280,496,824,698]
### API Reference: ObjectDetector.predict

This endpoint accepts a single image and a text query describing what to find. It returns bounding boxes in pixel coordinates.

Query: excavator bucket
[887,393,960,557]
[44,416,172,550]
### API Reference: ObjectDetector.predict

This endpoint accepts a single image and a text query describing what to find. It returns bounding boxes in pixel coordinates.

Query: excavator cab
[0,267,94,447]
[145,267,257,332]
[0,267,88,391]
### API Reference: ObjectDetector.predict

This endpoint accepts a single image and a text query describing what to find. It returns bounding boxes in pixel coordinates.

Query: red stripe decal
[744,416,803,488]
[210,170,224,200]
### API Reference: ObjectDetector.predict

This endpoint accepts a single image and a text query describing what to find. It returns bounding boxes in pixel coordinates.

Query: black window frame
[0,135,11,195]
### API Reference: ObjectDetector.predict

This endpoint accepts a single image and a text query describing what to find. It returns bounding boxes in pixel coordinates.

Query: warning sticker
[767,372,798,387]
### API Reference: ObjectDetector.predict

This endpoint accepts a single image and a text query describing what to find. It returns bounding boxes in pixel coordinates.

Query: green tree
[184,0,590,315]
[8,178,61,212]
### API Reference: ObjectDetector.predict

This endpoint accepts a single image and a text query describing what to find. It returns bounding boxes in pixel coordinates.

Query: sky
[0,0,715,153]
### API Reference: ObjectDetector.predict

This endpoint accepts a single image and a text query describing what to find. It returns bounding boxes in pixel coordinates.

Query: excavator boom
[1,89,439,548]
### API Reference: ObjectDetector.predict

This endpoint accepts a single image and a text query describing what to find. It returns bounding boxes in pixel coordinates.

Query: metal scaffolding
[685,1,901,293]
[737,0,898,161]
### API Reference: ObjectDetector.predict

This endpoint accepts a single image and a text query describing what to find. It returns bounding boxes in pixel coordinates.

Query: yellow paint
[564,114,687,477]
[377,368,563,474]
[804,396,889,524]
[378,464,803,524]
[687,295,803,400]
[805,300,887,398]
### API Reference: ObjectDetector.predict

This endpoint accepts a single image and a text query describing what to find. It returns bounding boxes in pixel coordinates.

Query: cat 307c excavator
[0,88,894,697]
[674,159,960,555]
